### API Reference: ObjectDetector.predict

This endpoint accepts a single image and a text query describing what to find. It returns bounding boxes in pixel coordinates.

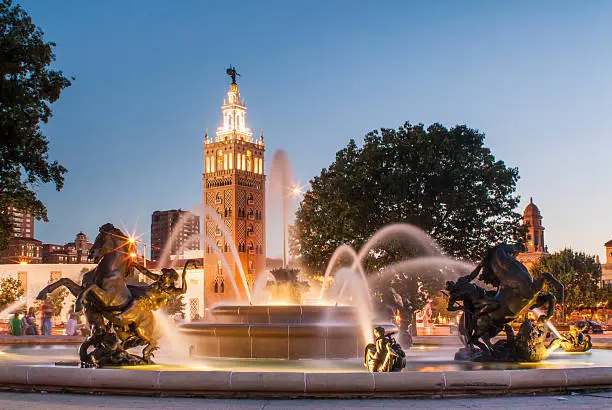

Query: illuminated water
[2,345,609,372]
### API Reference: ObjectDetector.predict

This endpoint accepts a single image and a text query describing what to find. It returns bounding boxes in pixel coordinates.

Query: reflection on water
[0,345,609,373]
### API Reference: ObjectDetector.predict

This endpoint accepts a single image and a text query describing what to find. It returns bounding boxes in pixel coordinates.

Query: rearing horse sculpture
[37,223,164,364]
[446,242,563,358]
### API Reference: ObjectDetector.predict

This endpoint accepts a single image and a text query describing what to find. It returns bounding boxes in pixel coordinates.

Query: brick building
[41,232,93,264]
[150,210,200,261]
[202,72,266,306]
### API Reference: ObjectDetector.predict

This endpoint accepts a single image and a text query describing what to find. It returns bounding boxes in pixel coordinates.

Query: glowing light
[129,252,137,259]
[290,183,304,197]
[19,260,28,265]
[128,237,136,244]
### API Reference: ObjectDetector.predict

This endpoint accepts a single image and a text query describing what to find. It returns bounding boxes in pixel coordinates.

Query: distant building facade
[150,210,200,261]
[202,76,266,306]
[0,237,43,264]
[41,232,93,264]
[0,207,41,264]
[5,206,35,238]
[602,239,612,289]
[517,197,548,270]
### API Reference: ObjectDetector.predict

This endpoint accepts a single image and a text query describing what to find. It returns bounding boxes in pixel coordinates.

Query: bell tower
[523,197,545,253]
[202,67,266,307]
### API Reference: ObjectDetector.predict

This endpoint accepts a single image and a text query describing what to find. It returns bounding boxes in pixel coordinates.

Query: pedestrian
[65,312,78,336]
[25,307,38,335]
[41,302,53,336]
[9,313,22,336]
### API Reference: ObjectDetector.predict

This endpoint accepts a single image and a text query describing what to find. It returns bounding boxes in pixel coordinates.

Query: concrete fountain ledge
[0,365,610,398]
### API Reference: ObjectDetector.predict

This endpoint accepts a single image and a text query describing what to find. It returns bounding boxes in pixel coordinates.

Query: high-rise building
[517,197,548,269]
[6,206,35,238]
[202,70,266,305]
[0,206,40,263]
[150,210,200,261]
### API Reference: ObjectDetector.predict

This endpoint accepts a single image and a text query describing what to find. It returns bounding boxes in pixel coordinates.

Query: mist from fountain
[319,244,362,301]
[156,209,194,269]
[0,297,27,318]
[325,267,374,343]
[268,149,293,266]
[153,309,190,360]
[251,270,276,304]
[198,204,251,303]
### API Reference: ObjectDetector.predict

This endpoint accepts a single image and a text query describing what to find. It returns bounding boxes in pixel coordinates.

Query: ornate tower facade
[202,72,266,306]
[523,197,545,253]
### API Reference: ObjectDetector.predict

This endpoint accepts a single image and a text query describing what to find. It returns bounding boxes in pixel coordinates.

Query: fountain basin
[208,305,359,324]
[180,323,365,359]
[179,304,386,359]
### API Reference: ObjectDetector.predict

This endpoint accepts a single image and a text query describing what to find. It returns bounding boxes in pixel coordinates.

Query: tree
[0,277,24,309]
[34,287,67,317]
[294,122,524,273]
[531,249,610,319]
[0,0,72,249]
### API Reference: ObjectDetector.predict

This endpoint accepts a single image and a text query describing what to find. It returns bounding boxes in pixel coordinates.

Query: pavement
[0,391,610,409]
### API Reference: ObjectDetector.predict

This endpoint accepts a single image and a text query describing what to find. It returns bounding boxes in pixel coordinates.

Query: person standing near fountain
[41,301,53,336]
[9,313,22,336]
[22,307,38,335]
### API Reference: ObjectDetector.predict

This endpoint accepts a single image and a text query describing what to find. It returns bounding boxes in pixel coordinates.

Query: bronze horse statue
[37,223,191,365]
[446,243,563,359]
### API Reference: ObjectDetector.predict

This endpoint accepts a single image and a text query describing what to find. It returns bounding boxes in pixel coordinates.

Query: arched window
[217,150,224,171]
[215,261,225,293]
[246,150,252,172]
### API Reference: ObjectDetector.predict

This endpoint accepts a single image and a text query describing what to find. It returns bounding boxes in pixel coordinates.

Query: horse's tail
[37,278,84,300]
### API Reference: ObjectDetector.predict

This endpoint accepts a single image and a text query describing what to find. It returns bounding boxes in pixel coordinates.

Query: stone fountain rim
[0,364,609,398]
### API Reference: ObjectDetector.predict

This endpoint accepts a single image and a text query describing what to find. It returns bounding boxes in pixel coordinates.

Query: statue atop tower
[226,66,239,85]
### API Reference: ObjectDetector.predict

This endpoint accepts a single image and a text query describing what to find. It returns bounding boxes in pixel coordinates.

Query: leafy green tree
[294,122,524,273]
[531,249,610,319]
[0,0,72,249]
[0,277,24,309]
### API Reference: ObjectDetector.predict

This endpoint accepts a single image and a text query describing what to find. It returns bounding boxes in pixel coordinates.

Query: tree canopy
[294,122,524,273]
[0,277,23,309]
[0,0,72,249]
[531,249,610,317]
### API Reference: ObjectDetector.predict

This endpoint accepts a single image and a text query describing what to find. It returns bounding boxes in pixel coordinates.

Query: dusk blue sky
[19,1,612,260]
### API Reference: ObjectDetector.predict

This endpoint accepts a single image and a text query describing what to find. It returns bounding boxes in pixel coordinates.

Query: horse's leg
[37,278,83,300]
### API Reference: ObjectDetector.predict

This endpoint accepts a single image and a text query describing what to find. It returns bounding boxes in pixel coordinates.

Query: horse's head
[89,223,136,267]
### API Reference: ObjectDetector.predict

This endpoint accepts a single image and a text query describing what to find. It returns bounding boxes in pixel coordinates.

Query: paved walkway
[0,391,610,409]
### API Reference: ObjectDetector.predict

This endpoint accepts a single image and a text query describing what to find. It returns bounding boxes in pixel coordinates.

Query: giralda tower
[202,68,266,306]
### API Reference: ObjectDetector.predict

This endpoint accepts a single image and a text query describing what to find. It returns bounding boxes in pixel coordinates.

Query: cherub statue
[364,327,406,372]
